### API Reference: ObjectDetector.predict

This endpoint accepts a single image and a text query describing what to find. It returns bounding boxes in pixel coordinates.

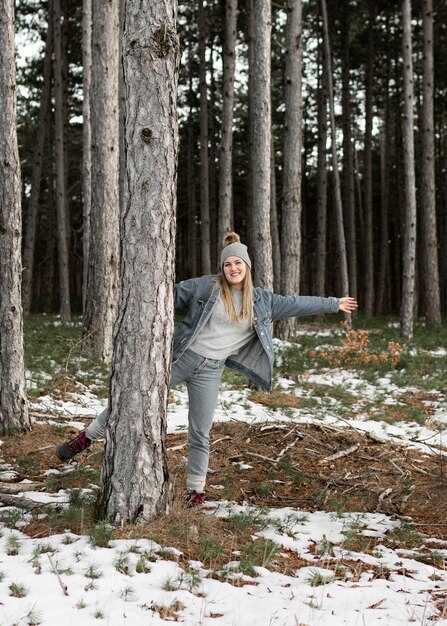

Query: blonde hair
[218,233,254,328]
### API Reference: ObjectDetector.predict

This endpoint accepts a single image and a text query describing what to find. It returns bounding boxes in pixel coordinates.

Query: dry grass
[1,420,447,553]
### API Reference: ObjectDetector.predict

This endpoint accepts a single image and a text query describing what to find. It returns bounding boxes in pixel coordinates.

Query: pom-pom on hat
[220,232,252,269]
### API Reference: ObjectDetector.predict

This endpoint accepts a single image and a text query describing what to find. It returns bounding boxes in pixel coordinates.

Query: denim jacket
[173,275,340,391]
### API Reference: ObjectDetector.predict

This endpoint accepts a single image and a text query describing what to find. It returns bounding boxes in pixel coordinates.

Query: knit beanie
[220,233,252,269]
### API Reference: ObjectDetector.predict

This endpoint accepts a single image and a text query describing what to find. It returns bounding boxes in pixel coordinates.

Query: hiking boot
[56,431,92,462]
[186,490,205,508]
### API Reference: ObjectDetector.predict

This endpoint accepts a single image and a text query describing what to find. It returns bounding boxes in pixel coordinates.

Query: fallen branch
[47,554,69,596]
[0,493,64,511]
[245,451,278,465]
[276,436,303,462]
[0,482,44,494]
[323,443,360,462]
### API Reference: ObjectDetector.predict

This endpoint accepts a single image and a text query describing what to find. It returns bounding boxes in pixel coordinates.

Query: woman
[57,233,357,507]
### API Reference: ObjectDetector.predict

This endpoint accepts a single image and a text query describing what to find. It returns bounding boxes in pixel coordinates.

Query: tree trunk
[376,15,391,315]
[61,0,70,259]
[198,0,211,274]
[420,0,441,324]
[270,136,281,293]
[187,25,198,278]
[321,0,349,303]
[400,0,417,339]
[341,5,357,302]
[43,114,56,313]
[363,3,375,318]
[82,0,92,315]
[218,0,237,248]
[315,33,328,298]
[82,0,120,362]
[377,128,390,314]
[208,40,218,268]
[0,0,30,434]
[97,0,179,524]
[251,0,273,289]
[245,0,254,254]
[22,10,53,318]
[53,0,71,321]
[278,0,302,339]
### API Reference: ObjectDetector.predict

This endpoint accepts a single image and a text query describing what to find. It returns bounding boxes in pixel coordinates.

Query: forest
[1,1,447,624]
[11,0,447,334]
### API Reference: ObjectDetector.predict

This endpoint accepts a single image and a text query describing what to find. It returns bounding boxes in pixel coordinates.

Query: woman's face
[223,256,247,290]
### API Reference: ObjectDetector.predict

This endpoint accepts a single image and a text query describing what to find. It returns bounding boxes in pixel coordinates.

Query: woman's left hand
[339,297,358,312]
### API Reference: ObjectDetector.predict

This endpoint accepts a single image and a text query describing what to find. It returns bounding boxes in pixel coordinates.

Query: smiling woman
[56,231,357,509]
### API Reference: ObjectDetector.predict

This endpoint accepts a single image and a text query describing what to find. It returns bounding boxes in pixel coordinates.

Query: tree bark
[198,0,211,274]
[363,4,375,318]
[376,14,391,315]
[315,33,328,298]
[83,0,120,362]
[420,0,441,324]
[278,0,302,339]
[400,0,417,339]
[321,0,349,303]
[251,0,273,289]
[0,0,30,434]
[22,10,53,318]
[82,0,92,315]
[208,40,218,268]
[97,0,179,524]
[270,137,281,293]
[218,0,237,248]
[43,115,56,313]
[53,0,71,321]
[187,22,198,278]
[341,5,357,303]
[245,0,254,255]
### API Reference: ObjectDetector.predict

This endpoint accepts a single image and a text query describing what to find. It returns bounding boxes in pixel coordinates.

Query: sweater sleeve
[270,293,340,321]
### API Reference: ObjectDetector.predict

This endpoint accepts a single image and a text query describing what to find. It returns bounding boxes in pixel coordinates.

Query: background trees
[0,0,30,434]
[14,0,447,324]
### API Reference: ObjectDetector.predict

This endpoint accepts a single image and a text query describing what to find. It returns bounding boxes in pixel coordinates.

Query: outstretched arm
[338,297,358,313]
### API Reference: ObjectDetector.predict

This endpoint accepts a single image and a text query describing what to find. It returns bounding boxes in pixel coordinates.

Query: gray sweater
[189,290,256,360]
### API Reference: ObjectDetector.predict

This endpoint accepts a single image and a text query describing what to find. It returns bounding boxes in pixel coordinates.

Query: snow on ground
[1,506,446,626]
[2,339,447,625]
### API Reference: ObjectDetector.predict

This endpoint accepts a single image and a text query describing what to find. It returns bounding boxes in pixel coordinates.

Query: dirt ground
[1,416,446,542]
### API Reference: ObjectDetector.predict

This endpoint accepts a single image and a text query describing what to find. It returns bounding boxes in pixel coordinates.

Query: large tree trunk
[97,0,179,524]
[218,0,237,248]
[420,0,441,325]
[315,33,328,298]
[22,10,53,318]
[251,0,273,289]
[198,0,211,274]
[53,0,71,321]
[278,0,302,339]
[0,0,30,434]
[321,0,349,302]
[82,0,92,315]
[400,0,417,339]
[82,0,120,361]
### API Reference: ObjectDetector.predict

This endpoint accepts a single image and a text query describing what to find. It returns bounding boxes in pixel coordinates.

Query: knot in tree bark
[141,128,152,144]
[152,23,177,59]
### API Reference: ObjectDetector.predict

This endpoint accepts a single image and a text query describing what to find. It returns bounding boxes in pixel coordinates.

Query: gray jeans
[86,349,226,492]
